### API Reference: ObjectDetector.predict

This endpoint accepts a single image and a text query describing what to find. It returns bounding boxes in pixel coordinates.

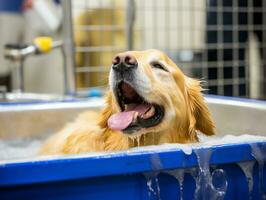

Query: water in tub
[1,134,266,199]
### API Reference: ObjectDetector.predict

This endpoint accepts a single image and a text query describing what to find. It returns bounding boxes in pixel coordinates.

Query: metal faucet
[4,38,63,93]
[0,86,7,101]
[3,0,76,96]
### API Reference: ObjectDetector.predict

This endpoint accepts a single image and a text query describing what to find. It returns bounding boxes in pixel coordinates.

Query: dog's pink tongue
[107,104,151,131]
[107,111,135,131]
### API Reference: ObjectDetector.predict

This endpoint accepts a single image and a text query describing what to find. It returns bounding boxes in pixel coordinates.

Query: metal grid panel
[71,0,266,99]
[72,0,127,91]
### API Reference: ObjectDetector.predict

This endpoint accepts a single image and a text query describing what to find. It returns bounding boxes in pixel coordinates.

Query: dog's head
[101,49,215,142]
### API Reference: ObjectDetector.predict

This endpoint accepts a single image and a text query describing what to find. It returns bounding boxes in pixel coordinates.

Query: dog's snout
[124,55,137,65]
[112,53,137,71]
[112,56,121,65]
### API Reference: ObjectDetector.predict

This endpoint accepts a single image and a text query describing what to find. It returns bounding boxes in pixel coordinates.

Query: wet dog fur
[40,49,215,155]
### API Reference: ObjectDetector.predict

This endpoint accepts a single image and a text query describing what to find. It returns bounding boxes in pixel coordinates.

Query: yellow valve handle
[34,37,53,53]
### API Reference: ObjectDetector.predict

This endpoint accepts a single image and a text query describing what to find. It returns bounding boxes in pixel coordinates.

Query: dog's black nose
[112,53,137,71]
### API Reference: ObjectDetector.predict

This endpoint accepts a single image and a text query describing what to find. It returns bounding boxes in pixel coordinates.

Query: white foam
[130,134,266,156]
[198,134,266,146]
[0,139,42,161]
[1,134,266,164]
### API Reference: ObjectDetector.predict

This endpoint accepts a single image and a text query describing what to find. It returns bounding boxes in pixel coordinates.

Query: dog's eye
[151,62,168,71]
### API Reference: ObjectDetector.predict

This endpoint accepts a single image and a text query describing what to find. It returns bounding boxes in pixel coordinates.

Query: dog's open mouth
[108,81,164,134]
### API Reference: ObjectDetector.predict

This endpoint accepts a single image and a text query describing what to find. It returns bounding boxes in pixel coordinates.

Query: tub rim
[0,141,265,187]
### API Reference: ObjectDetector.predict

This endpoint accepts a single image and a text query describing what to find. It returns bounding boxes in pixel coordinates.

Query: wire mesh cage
[71,0,266,99]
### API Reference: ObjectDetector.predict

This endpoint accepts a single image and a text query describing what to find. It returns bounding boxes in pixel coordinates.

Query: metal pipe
[4,46,36,61]
[126,0,136,50]
[5,40,63,93]
[4,41,63,61]
[0,86,7,101]
[51,40,64,49]
[62,0,76,95]
[10,61,23,93]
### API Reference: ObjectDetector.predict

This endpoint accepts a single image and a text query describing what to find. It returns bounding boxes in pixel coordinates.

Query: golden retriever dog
[40,49,215,155]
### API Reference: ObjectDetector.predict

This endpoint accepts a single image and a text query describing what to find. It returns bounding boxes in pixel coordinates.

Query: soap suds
[1,134,265,163]
[0,139,41,161]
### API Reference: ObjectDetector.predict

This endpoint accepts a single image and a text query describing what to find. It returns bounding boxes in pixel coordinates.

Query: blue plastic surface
[0,142,266,199]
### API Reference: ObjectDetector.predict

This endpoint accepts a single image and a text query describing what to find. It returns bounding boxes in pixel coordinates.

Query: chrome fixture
[4,39,63,93]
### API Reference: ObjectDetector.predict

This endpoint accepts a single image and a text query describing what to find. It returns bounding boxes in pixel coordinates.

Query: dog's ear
[186,78,215,136]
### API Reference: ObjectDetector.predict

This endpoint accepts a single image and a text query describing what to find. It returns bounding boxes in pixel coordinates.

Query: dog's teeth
[143,106,155,119]
[133,112,138,122]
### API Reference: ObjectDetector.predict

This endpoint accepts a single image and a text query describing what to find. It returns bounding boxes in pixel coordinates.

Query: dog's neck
[102,128,198,151]
[102,129,161,151]
[128,132,162,147]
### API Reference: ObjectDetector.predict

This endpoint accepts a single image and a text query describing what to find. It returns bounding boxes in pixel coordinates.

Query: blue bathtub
[0,96,265,200]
